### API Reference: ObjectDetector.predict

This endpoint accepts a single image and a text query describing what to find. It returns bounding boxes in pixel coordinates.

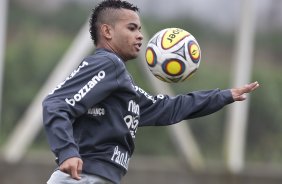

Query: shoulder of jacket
[85,51,125,69]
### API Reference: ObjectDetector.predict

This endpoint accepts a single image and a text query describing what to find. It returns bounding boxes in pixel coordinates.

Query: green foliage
[247,63,282,162]
[2,2,85,137]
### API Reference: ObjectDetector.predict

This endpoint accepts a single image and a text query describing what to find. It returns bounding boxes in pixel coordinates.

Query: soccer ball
[145,28,201,83]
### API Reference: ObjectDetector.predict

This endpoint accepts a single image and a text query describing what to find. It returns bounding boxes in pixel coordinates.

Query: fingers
[251,81,260,91]
[76,159,83,179]
[59,157,83,180]
[238,81,259,95]
[70,158,83,180]
[231,81,259,101]
[71,165,81,180]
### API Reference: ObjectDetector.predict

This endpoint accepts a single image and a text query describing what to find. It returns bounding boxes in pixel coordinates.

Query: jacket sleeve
[138,88,234,127]
[42,57,119,165]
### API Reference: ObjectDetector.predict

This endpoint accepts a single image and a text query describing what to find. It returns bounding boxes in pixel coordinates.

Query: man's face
[108,9,143,61]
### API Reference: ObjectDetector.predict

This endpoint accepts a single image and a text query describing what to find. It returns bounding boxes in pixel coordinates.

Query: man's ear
[100,24,113,40]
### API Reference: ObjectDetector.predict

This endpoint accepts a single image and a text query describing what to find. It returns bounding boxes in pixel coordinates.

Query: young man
[43,0,259,183]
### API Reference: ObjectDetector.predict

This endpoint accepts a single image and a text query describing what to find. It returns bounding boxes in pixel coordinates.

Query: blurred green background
[1,0,282,167]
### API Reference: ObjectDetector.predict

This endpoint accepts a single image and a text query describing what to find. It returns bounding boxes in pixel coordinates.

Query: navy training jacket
[42,48,234,184]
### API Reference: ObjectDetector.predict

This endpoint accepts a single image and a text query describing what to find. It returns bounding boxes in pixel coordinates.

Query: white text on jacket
[111,146,130,170]
[65,70,105,106]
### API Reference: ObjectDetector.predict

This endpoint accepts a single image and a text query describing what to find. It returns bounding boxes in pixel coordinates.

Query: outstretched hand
[231,81,260,101]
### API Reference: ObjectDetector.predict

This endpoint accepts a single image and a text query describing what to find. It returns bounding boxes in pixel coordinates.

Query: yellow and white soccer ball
[145,28,201,83]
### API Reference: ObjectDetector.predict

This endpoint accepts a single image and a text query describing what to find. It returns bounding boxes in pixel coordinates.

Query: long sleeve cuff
[57,146,81,165]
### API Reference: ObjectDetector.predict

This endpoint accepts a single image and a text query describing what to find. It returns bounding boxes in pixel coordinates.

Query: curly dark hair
[89,0,139,45]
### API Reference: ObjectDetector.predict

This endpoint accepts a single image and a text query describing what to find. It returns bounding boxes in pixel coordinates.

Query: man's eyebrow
[128,23,141,29]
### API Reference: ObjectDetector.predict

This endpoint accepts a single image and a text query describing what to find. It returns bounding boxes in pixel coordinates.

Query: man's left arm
[138,81,259,127]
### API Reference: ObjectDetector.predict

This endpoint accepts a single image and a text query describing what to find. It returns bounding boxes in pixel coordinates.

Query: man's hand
[231,81,260,101]
[59,157,83,180]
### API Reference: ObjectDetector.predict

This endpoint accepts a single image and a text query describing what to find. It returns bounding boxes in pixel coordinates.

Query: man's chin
[125,54,138,61]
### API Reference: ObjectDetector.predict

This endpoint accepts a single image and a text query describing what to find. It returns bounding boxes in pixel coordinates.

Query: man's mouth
[135,43,142,51]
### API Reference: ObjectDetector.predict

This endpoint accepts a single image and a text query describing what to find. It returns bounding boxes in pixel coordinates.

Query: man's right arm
[42,56,120,178]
